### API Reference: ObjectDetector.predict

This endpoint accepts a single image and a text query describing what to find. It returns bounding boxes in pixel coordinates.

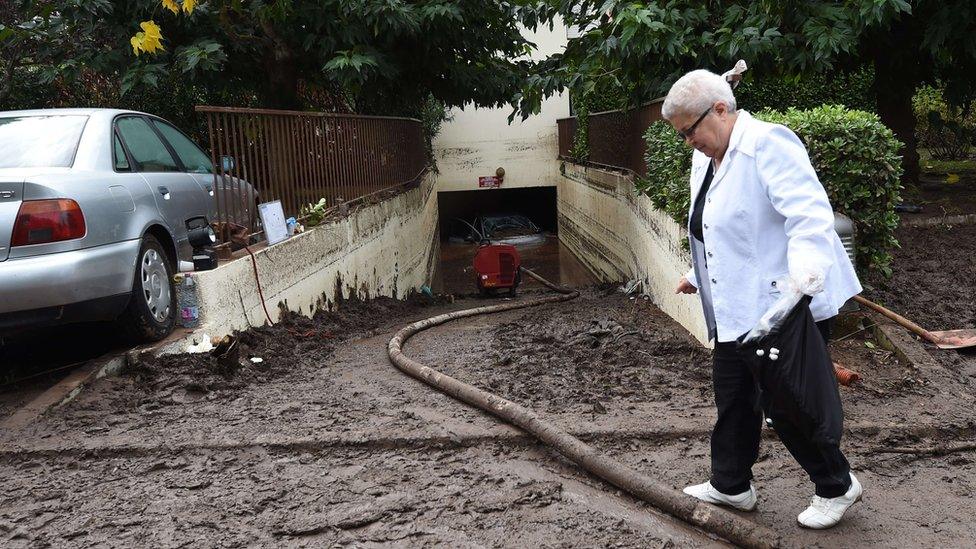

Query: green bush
[637,105,903,276]
[635,121,692,226]
[567,77,631,161]
[569,94,590,162]
[913,85,976,161]
[735,66,876,114]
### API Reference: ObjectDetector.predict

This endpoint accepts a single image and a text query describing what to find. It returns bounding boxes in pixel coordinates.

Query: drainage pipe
[388,267,782,548]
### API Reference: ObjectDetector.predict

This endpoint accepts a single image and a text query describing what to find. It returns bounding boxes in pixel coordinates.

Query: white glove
[790,270,825,296]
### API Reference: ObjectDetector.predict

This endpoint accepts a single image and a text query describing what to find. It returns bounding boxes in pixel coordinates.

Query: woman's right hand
[675,277,698,294]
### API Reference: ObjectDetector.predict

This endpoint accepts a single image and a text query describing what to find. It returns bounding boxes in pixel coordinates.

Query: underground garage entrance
[432,186,596,295]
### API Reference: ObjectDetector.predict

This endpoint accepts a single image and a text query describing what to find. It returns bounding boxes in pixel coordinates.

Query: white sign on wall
[258,200,289,245]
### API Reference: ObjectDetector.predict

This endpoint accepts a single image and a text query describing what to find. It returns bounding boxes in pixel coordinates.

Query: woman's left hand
[790,271,825,296]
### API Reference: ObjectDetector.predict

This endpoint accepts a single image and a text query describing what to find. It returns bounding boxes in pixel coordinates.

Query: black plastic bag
[735,296,843,446]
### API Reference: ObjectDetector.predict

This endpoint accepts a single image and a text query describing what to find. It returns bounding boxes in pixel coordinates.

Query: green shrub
[735,66,876,114]
[635,121,692,227]
[637,105,903,276]
[567,78,631,162]
[570,94,590,162]
[913,85,976,161]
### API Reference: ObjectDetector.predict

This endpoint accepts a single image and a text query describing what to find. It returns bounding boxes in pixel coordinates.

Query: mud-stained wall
[433,96,567,192]
[433,20,569,193]
[186,173,439,339]
[557,162,710,345]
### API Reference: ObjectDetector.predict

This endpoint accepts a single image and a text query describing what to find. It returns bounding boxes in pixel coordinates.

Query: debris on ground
[185,333,213,354]
[1,288,974,547]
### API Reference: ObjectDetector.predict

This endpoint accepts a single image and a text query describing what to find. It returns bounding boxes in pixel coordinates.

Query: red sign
[478,176,500,188]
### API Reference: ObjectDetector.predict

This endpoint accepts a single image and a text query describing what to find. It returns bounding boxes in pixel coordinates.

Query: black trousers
[709,318,852,498]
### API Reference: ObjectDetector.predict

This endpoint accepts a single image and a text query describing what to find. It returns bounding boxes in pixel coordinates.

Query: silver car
[0,109,247,342]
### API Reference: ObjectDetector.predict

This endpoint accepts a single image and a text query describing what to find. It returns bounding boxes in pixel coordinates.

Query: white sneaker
[682,481,757,511]
[797,473,863,529]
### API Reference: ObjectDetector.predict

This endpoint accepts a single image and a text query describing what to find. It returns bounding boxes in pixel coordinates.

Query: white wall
[434,19,570,193]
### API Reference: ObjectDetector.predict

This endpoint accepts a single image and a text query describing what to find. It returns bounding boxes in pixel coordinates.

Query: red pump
[472,243,521,296]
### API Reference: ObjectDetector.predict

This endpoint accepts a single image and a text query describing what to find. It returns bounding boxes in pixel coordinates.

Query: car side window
[113,134,130,171]
[115,116,180,172]
[152,120,213,174]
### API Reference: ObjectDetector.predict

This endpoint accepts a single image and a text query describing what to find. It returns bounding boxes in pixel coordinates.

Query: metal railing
[556,117,577,160]
[556,99,663,178]
[195,106,428,245]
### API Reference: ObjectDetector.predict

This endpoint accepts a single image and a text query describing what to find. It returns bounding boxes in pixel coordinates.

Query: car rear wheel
[118,235,177,342]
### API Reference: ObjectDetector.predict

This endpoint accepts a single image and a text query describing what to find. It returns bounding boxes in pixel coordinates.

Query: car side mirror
[220,155,236,172]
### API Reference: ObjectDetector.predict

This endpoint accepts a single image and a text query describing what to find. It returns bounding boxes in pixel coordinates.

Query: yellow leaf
[130,32,145,56]
[141,20,163,40]
[182,0,197,14]
[161,0,180,15]
[138,20,165,54]
[947,173,960,184]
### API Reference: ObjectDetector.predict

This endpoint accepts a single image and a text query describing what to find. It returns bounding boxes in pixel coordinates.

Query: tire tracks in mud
[2,421,972,464]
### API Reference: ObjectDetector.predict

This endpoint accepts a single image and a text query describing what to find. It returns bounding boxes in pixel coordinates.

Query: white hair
[661,69,737,120]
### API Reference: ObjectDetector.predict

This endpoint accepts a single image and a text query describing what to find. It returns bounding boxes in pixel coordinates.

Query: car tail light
[11,199,86,246]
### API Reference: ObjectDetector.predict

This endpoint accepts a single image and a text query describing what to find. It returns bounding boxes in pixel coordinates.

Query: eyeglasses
[677,107,712,140]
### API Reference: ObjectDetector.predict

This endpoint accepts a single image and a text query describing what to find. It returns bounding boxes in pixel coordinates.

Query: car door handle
[158,186,170,199]
[204,184,214,196]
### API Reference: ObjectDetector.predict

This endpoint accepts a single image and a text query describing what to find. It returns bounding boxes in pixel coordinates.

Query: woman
[664,68,863,529]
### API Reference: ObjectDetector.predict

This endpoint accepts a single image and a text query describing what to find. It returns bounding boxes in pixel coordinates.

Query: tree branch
[217,6,261,44]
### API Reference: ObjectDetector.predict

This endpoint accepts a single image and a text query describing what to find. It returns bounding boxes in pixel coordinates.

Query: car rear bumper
[0,240,139,328]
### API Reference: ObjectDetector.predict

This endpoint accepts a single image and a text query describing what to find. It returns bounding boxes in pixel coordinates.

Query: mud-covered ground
[900,180,976,221]
[1,286,974,547]
[0,322,132,419]
[866,223,976,383]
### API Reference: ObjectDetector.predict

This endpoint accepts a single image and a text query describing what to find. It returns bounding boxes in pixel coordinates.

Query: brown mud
[126,293,448,402]
[1,286,974,547]
[866,224,976,385]
[900,181,976,221]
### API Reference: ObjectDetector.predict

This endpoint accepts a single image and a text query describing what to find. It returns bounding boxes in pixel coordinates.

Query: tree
[0,1,115,107]
[521,1,976,185]
[2,1,553,117]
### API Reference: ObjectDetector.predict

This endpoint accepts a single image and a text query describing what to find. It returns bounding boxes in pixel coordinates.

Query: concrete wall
[433,20,570,193]
[557,162,710,345]
[183,174,439,339]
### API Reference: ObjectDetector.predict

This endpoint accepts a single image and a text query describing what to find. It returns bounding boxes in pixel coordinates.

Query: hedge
[735,66,876,114]
[638,121,693,227]
[567,76,633,161]
[636,105,903,276]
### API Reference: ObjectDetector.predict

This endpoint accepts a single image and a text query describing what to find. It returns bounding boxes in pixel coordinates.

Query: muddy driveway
[1,286,974,547]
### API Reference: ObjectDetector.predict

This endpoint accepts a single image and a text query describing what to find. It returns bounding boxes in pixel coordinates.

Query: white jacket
[684,110,862,342]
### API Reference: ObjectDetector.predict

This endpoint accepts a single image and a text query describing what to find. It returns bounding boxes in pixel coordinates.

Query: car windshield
[0,115,89,168]
[481,214,540,238]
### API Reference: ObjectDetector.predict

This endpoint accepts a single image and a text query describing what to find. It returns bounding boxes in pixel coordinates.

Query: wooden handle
[852,295,940,344]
